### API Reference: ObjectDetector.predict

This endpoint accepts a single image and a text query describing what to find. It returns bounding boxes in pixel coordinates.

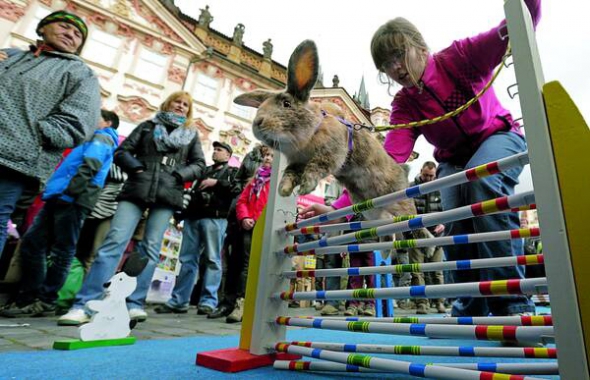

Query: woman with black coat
[58,91,206,325]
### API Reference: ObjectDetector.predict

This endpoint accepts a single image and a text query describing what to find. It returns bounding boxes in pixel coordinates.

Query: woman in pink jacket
[309,1,542,318]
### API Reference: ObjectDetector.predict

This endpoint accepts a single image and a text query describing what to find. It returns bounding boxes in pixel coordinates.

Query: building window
[230,89,252,120]
[22,7,52,41]
[82,29,122,67]
[133,46,169,83]
[192,74,219,105]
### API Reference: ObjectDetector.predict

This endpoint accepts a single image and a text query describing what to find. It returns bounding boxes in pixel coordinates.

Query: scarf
[152,111,196,152]
[249,165,272,200]
[32,42,56,57]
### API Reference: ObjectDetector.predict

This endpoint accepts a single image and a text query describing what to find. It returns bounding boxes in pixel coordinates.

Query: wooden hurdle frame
[197,1,590,378]
[505,0,590,378]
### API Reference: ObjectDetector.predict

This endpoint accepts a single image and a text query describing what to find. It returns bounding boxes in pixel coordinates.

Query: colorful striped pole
[284,192,534,254]
[287,193,535,254]
[289,204,536,236]
[274,343,546,380]
[285,227,540,256]
[284,152,529,231]
[304,315,553,327]
[274,360,559,375]
[275,317,553,344]
[284,254,544,279]
[277,277,547,302]
[285,341,557,359]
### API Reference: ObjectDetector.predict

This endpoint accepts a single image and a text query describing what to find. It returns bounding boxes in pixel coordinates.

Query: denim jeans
[0,169,31,255]
[18,199,88,305]
[71,201,174,311]
[438,132,535,316]
[167,218,227,310]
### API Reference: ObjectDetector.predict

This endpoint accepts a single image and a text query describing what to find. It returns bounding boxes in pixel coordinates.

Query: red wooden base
[196,347,301,373]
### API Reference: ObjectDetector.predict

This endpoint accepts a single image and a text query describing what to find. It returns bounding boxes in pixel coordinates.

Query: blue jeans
[18,199,88,305]
[438,132,535,316]
[72,201,174,311]
[167,218,227,310]
[0,169,31,255]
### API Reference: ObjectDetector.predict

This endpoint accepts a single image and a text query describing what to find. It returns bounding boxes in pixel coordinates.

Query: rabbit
[233,40,433,255]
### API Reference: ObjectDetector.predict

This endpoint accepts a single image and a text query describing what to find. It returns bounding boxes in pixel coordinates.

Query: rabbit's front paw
[298,173,319,195]
[279,175,296,196]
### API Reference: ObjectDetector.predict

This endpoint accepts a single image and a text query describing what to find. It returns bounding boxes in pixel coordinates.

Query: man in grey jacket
[0,11,101,255]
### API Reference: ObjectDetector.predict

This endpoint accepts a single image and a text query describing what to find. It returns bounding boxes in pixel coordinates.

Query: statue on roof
[233,23,245,46]
[332,74,340,87]
[198,5,214,28]
[262,38,273,59]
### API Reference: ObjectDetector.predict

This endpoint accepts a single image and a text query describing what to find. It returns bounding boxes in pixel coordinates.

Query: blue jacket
[43,128,119,210]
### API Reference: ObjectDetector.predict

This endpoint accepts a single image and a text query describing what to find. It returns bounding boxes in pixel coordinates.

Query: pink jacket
[384,0,541,165]
[332,0,541,211]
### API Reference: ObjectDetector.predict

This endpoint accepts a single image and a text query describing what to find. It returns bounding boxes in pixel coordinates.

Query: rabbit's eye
[282,100,291,108]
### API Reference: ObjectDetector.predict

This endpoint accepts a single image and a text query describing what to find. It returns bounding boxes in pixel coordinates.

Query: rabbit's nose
[103,281,111,288]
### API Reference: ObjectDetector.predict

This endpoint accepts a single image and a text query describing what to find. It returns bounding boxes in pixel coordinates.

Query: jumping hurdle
[196,0,590,378]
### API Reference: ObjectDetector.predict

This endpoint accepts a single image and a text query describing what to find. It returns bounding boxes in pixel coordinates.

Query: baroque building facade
[0,0,373,164]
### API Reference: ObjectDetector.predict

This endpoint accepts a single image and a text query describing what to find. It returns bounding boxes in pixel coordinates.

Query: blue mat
[0,327,557,380]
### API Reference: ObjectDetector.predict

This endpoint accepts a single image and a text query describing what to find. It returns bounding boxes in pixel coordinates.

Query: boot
[435,301,446,314]
[226,298,244,323]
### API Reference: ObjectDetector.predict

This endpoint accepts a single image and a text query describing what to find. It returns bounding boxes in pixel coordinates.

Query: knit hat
[36,11,88,51]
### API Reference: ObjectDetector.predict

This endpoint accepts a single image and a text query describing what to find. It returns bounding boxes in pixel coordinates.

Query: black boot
[207,303,233,319]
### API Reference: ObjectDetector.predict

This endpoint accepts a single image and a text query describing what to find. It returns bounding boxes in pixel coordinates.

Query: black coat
[115,121,206,210]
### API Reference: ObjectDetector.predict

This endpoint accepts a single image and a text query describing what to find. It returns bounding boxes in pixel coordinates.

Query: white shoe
[129,308,148,322]
[58,309,90,326]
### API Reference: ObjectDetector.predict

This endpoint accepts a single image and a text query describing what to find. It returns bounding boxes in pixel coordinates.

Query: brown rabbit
[234,40,432,249]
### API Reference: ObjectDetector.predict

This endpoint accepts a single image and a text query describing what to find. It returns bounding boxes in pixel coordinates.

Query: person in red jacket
[222,147,273,323]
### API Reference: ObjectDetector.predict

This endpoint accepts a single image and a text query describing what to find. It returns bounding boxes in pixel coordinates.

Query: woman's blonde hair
[160,91,194,128]
[370,17,429,93]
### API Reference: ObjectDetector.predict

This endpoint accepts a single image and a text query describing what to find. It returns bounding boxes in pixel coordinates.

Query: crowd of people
[0,0,543,328]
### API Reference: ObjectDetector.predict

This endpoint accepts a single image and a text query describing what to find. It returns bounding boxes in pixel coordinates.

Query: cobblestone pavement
[0,303,421,353]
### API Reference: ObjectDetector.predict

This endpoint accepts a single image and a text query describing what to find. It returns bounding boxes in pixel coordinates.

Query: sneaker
[154,304,188,314]
[344,305,359,316]
[416,303,429,315]
[226,298,244,324]
[129,308,148,322]
[197,305,214,316]
[1,300,55,318]
[363,306,376,317]
[435,302,447,314]
[320,304,339,316]
[58,309,91,326]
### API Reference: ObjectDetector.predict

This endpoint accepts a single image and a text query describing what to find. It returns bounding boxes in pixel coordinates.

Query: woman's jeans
[438,132,535,316]
[72,201,174,311]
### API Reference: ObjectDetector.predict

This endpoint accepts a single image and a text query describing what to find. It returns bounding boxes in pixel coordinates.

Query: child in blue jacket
[1,110,119,317]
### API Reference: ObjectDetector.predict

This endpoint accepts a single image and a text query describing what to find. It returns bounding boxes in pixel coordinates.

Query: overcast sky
[175,0,590,189]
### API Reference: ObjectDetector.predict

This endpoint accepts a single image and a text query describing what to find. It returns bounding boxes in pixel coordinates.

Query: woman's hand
[298,203,347,224]
[298,203,335,219]
[241,218,255,230]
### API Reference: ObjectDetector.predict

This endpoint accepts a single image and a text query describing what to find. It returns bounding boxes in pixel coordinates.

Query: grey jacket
[0,47,101,183]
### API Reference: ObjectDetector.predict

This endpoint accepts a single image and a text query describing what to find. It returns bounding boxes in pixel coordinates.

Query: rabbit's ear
[287,40,318,102]
[233,90,273,108]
